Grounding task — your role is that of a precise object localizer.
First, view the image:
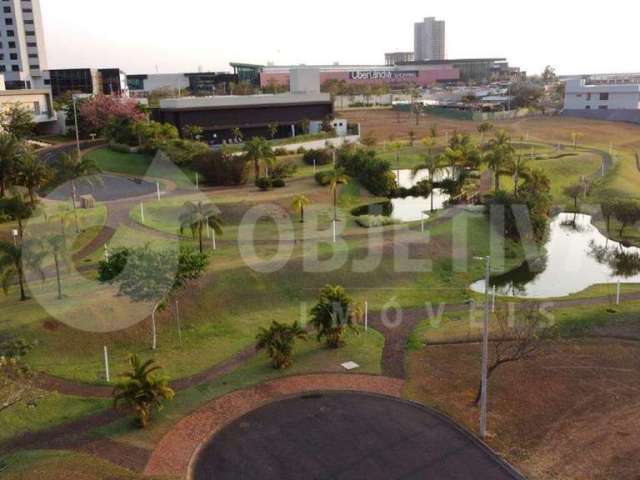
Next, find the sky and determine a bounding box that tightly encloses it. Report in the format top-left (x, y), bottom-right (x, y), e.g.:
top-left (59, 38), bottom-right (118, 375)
top-left (41, 0), bottom-right (639, 76)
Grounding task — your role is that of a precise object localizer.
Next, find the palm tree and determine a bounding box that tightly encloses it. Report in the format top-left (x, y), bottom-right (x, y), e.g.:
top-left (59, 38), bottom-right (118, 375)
top-left (231, 127), bottom-right (243, 143)
top-left (326, 168), bottom-right (349, 221)
top-left (0, 133), bottom-right (21, 198)
top-left (412, 152), bottom-right (447, 212)
top-left (53, 152), bottom-right (102, 213)
top-left (477, 122), bottom-right (494, 143)
top-left (310, 285), bottom-right (355, 348)
top-left (179, 201), bottom-right (223, 254)
top-left (245, 137), bottom-right (274, 179)
top-left (256, 321), bottom-right (307, 369)
top-left (43, 233), bottom-right (70, 300)
top-left (15, 150), bottom-right (52, 205)
top-left (510, 155), bottom-right (532, 198)
top-left (113, 355), bottom-right (175, 428)
top-left (291, 194), bottom-right (310, 223)
top-left (484, 130), bottom-right (515, 193)
top-left (5, 193), bottom-right (33, 239)
top-left (267, 123), bottom-right (279, 140)
top-left (0, 238), bottom-right (45, 301)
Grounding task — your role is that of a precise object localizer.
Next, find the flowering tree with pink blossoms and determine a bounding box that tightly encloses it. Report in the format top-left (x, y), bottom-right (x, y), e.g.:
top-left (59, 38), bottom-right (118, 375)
top-left (78, 95), bottom-right (145, 135)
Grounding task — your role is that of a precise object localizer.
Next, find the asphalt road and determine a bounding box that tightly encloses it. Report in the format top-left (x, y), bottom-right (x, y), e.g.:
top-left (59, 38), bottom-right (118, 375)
top-left (193, 392), bottom-right (524, 480)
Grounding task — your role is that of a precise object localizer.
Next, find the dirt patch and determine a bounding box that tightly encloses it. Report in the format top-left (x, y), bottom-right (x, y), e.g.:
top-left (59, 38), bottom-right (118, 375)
top-left (42, 319), bottom-right (61, 331)
top-left (405, 338), bottom-right (640, 480)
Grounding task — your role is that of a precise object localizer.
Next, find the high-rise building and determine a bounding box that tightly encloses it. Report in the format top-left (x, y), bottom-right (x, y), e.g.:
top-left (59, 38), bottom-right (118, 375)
top-left (414, 17), bottom-right (445, 61)
top-left (0, 0), bottom-right (48, 89)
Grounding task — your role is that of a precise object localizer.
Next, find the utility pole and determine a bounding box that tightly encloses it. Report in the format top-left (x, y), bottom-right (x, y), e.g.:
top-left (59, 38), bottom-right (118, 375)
top-left (73, 97), bottom-right (81, 158)
top-left (479, 256), bottom-right (491, 439)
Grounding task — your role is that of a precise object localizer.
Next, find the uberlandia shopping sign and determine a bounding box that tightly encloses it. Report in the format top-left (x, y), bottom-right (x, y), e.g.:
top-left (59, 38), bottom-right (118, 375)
top-left (349, 70), bottom-right (419, 82)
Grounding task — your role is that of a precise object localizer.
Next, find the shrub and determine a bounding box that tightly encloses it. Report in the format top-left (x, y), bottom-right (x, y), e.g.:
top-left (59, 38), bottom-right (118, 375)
top-left (269, 158), bottom-right (298, 179)
top-left (355, 215), bottom-right (398, 228)
top-left (272, 178), bottom-right (286, 188)
top-left (98, 248), bottom-right (131, 282)
top-left (274, 147), bottom-right (289, 156)
top-left (104, 117), bottom-right (138, 146)
top-left (133, 120), bottom-right (179, 154)
top-left (315, 171), bottom-right (331, 186)
top-left (163, 139), bottom-right (209, 166)
top-left (192, 149), bottom-right (249, 186)
top-left (337, 147), bottom-right (396, 197)
top-left (109, 142), bottom-right (138, 154)
top-left (302, 148), bottom-right (332, 166)
top-left (296, 146), bottom-right (307, 154)
top-left (255, 177), bottom-right (272, 191)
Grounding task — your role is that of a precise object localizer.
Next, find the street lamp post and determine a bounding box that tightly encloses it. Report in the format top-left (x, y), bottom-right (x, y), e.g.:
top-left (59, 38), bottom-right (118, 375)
top-left (11, 229), bottom-right (19, 247)
top-left (475, 255), bottom-right (491, 439)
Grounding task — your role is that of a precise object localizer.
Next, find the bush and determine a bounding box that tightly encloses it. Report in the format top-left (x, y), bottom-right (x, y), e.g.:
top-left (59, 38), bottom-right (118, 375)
top-left (274, 147), bottom-right (289, 156)
top-left (302, 149), bottom-right (332, 166)
top-left (133, 120), bottom-right (179, 154)
top-left (109, 142), bottom-right (138, 154)
top-left (98, 248), bottom-right (131, 282)
top-left (104, 117), bottom-right (138, 146)
top-left (355, 215), bottom-right (398, 228)
top-left (192, 149), bottom-right (249, 186)
top-left (272, 178), bottom-right (286, 188)
top-left (163, 139), bottom-right (209, 166)
top-left (337, 147), bottom-right (396, 197)
top-left (296, 146), bottom-right (307, 154)
top-left (255, 177), bottom-right (272, 191)
top-left (315, 171), bottom-right (331, 186)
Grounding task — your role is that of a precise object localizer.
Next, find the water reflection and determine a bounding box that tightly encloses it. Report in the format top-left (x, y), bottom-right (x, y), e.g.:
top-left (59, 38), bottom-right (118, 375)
top-left (470, 213), bottom-right (640, 298)
top-left (391, 169), bottom-right (451, 222)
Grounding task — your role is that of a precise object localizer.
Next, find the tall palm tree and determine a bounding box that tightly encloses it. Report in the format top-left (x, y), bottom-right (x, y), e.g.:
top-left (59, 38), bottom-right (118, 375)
top-left (477, 122), bottom-right (494, 143)
top-left (179, 201), bottom-right (223, 253)
top-left (484, 130), bottom-right (515, 193)
top-left (53, 152), bottom-right (102, 212)
top-left (43, 233), bottom-right (70, 300)
top-left (0, 133), bottom-right (22, 198)
top-left (15, 150), bottom-right (52, 205)
top-left (0, 238), bottom-right (45, 301)
top-left (245, 137), bottom-right (274, 179)
top-left (291, 194), bottom-right (310, 223)
top-left (412, 152), bottom-right (447, 212)
top-left (310, 284), bottom-right (354, 348)
top-left (113, 355), bottom-right (175, 428)
top-left (510, 155), bottom-right (532, 198)
top-left (5, 193), bottom-right (33, 239)
top-left (326, 168), bottom-right (349, 221)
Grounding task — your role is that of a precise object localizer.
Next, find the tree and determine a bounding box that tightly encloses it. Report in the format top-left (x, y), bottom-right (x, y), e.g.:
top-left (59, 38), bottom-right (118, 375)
top-left (601, 199), bottom-right (617, 232)
top-left (0, 104), bottom-right (35, 140)
top-left (231, 127), bottom-right (244, 143)
top-left (4, 193), bottom-right (33, 239)
top-left (98, 247), bottom-right (130, 282)
top-left (390, 141), bottom-right (403, 173)
top-left (612, 200), bottom-right (640, 237)
top-left (408, 130), bottom-right (416, 146)
top-left (182, 124), bottom-right (203, 140)
top-left (445, 133), bottom-right (482, 174)
top-left (43, 233), bottom-right (70, 300)
top-left (53, 152), bottom-right (102, 215)
top-left (133, 120), bottom-right (179, 153)
top-left (244, 137), bottom-right (274, 179)
top-left (78, 95), bottom-right (145, 135)
top-left (509, 155), bottom-right (532, 198)
top-left (267, 123), bottom-right (279, 140)
top-left (0, 239), bottom-right (45, 301)
top-left (429, 124), bottom-right (439, 141)
top-left (14, 150), bottom-right (52, 205)
top-left (291, 194), bottom-right (310, 223)
top-left (0, 338), bottom-right (39, 415)
top-left (179, 201), bottom-right (223, 254)
top-left (477, 122), bottom-right (494, 143)
top-left (256, 321), bottom-right (307, 369)
top-left (412, 152), bottom-right (447, 212)
top-left (310, 285), bottom-right (355, 348)
top-left (326, 168), bottom-right (349, 221)
top-left (484, 131), bottom-right (515, 193)
top-left (0, 133), bottom-right (22, 198)
top-left (113, 355), bottom-right (174, 428)
top-left (563, 183), bottom-right (583, 219)
top-left (542, 65), bottom-right (558, 84)
top-left (360, 132), bottom-right (377, 149)
top-left (474, 306), bottom-right (556, 405)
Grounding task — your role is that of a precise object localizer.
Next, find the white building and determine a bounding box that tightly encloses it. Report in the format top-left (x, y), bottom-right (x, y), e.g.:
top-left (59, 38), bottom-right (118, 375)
top-left (414, 17), bottom-right (445, 61)
top-left (0, 0), bottom-right (48, 89)
top-left (0, 73), bottom-right (58, 133)
top-left (562, 78), bottom-right (640, 124)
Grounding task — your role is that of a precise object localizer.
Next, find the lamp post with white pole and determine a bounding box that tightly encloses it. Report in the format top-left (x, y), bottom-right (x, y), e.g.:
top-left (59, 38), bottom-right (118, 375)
top-left (72, 97), bottom-right (81, 159)
top-left (475, 255), bottom-right (491, 439)
top-left (11, 229), bottom-right (19, 247)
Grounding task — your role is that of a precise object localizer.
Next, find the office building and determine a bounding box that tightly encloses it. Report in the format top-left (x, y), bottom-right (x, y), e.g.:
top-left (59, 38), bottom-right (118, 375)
top-left (396, 58), bottom-right (523, 84)
top-left (0, 0), bottom-right (48, 89)
top-left (47, 68), bottom-right (128, 98)
top-left (0, 73), bottom-right (57, 132)
top-left (385, 52), bottom-right (415, 66)
top-left (414, 17), bottom-right (445, 61)
top-left (127, 72), bottom-right (238, 97)
top-left (153, 93), bottom-right (333, 144)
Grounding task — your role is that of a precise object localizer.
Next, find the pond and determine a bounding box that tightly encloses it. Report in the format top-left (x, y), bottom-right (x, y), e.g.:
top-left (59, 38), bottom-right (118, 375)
top-left (470, 213), bottom-right (640, 298)
top-left (389, 168), bottom-right (451, 222)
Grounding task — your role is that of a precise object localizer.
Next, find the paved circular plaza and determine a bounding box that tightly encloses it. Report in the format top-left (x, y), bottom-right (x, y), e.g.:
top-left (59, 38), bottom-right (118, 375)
top-left (193, 391), bottom-right (523, 480)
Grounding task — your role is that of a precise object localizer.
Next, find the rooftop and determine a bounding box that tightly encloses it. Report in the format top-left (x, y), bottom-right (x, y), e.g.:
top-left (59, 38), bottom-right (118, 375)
top-left (159, 93), bottom-right (331, 110)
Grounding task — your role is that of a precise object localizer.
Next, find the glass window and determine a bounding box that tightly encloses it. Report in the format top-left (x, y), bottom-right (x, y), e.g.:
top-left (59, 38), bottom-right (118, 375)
top-left (600, 93), bottom-right (609, 101)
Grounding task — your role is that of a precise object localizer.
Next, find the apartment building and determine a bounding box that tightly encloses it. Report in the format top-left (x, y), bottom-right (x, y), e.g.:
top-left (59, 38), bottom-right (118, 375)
top-left (562, 78), bottom-right (640, 124)
top-left (0, 0), bottom-right (47, 89)
top-left (414, 17), bottom-right (445, 61)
